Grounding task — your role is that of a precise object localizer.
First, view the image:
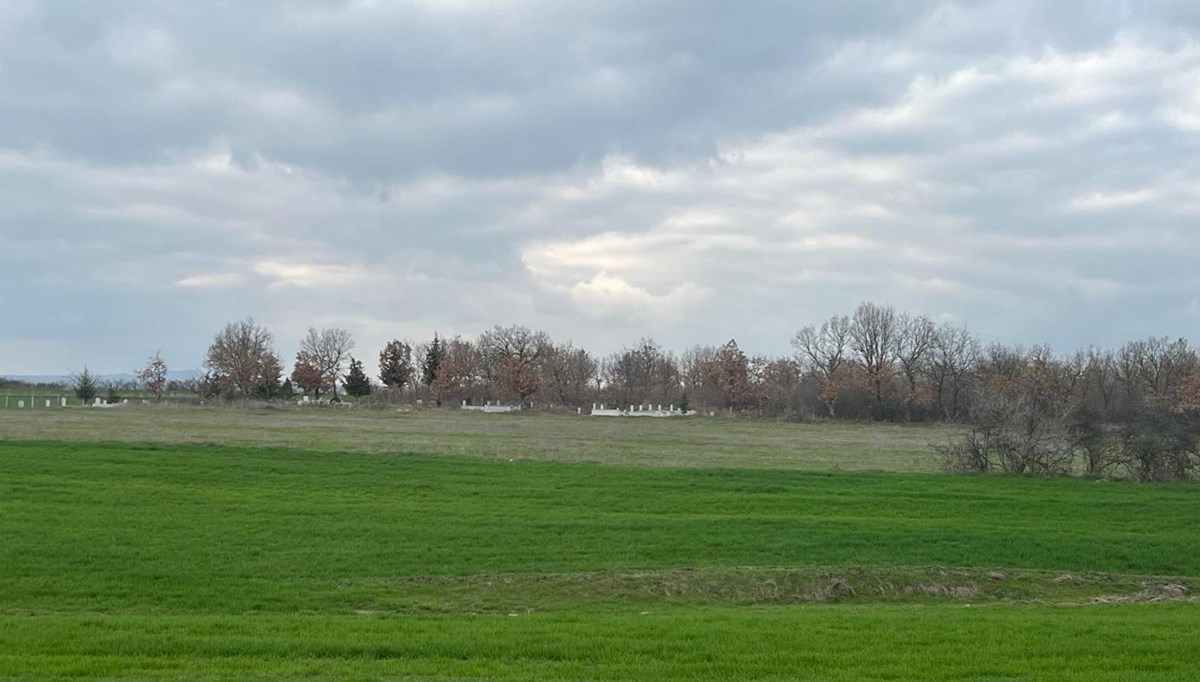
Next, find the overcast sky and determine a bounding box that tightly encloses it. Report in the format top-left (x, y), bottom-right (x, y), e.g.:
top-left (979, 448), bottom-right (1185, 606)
top-left (2, 0), bottom-right (1199, 376)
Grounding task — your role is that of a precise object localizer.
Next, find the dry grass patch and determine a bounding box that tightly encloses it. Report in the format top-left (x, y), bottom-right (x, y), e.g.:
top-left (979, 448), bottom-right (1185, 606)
top-left (0, 405), bottom-right (948, 471)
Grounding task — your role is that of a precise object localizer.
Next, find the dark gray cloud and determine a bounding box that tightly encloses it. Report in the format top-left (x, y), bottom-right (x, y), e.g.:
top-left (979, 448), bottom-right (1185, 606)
top-left (2, 0), bottom-right (1199, 374)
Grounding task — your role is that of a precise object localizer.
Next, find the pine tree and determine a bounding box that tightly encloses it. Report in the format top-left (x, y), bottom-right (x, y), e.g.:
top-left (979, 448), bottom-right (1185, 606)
top-left (422, 333), bottom-right (444, 387)
top-left (72, 366), bottom-right (98, 405)
top-left (378, 339), bottom-right (414, 390)
top-left (256, 352), bottom-right (284, 400)
top-left (345, 357), bottom-right (373, 398)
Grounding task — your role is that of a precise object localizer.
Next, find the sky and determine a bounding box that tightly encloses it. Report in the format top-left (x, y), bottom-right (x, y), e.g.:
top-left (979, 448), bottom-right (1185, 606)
top-left (2, 0), bottom-right (1199, 376)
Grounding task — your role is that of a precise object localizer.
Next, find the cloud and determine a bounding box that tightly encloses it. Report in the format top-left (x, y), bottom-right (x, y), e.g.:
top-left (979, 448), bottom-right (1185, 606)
top-left (2, 0), bottom-right (1200, 374)
top-left (1068, 189), bottom-right (1156, 211)
top-left (253, 261), bottom-right (366, 289)
top-left (553, 272), bottom-right (712, 320)
top-left (175, 272), bottom-right (245, 289)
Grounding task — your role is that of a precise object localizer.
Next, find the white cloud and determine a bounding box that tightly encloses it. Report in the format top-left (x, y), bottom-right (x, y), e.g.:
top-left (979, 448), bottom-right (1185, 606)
top-left (253, 261), bottom-right (366, 289)
top-left (175, 272), bottom-right (245, 289)
top-left (1068, 189), bottom-right (1156, 211)
top-left (3, 1), bottom-right (1200, 373)
top-left (557, 272), bottom-right (712, 320)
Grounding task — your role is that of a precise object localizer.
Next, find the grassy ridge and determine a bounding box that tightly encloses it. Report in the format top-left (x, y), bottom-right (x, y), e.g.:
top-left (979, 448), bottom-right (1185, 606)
top-left (3, 605), bottom-right (1198, 680)
top-left (2, 441), bottom-right (1197, 615)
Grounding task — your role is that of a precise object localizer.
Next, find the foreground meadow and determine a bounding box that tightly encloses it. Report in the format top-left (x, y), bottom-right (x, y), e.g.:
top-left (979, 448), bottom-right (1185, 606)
top-left (1, 412), bottom-right (1197, 680)
top-left (5, 606), bottom-right (1198, 681)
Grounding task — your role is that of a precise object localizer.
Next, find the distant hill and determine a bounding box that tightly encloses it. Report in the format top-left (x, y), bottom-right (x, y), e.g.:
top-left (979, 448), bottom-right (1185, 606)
top-left (0, 370), bottom-right (201, 386)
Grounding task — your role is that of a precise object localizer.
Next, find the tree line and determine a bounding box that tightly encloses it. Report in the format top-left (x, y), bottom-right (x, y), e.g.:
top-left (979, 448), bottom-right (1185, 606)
top-left (57, 302), bottom-right (1200, 480)
top-left (97, 304), bottom-right (1200, 422)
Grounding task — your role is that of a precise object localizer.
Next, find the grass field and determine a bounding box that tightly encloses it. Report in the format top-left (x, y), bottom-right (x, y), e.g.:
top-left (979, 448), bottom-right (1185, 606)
top-left (5, 606), bottom-right (1199, 681)
top-left (1, 412), bottom-right (1197, 679)
top-left (0, 405), bottom-right (946, 471)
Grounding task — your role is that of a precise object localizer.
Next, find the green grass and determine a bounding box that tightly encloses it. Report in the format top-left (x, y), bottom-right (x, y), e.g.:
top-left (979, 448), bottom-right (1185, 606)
top-left (0, 405), bottom-right (947, 471)
top-left (2, 441), bottom-right (1197, 614)
top-left (4, 605), bottom-right (1198, 681)
top-left (1, 436), bottom-right (1197, 679)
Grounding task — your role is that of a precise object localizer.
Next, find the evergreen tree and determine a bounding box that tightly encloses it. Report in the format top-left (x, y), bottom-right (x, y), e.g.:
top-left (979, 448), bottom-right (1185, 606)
top-left (255, 352), bottom-right (284, 400)
top-left (345, 357), bottom-right (373, 398)
top-left (72, 366), bottom-right (98, 405)
top-left (422, 333), bottom-right (444, 387)
top-left (378, 339), bottom-right (414, 390)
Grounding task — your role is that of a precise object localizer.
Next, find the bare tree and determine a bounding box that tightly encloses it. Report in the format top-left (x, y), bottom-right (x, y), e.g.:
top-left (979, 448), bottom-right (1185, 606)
top-left (680, 345), bottom-right (720, 410)
top-left (537, 343), bottom-right (597, 406)
top-left (477, 325), bottom-right (551, 402)
top-left (478, 325), bottom-right (549, 377)
top-left (603, 338), bottom-right (680, 407)
top-left (928, 322), bottom-right (978, 420)
top-left (205, 318), bottom-right (280, 398)
top-left (1023, 344), bottom-right (1076, 413)
top-left (1067, 407), bottom-right (1116, 478)
top-left (1082, 347), bottom-right (1120, 418)
top-left (1115, 341), bottom-right (1142, 409)
top-left (756, 357), bottom-right (803, 417)
top-left (936, 392), bottom-right (1076, 476)
top-left (297, 327), bottom-right (354, 397)
top-left (1062, 350), bottom-right (1090, 410)
top-left (1116, 408), bottom-right (1199, 482)
top-left (792, 315), bottom-right (851, 418)
top-left (1117, 337), bottom-right (1196, 410)
top-left (849, 302), bottom-right (900, 415)
top-left (896, 313), bottom-right (936, 420)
